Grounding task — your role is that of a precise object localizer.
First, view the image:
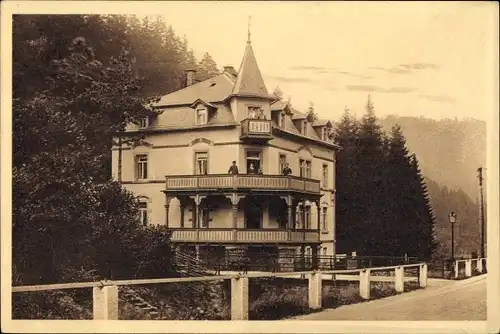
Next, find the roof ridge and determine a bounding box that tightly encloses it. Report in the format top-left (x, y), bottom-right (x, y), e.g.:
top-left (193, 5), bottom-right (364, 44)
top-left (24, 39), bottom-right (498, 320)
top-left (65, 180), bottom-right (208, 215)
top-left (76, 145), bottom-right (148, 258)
top-left (163, 73), bottom-right (226, 96)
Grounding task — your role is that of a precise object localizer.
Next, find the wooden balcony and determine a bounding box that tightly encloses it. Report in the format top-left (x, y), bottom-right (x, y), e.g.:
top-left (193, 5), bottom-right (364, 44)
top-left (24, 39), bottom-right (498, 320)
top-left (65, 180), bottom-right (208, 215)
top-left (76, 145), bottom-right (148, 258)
top-left (240, 118), bottom-right (273, 142)
top-left (169, 228), bottom-right (320, 244)
top-left (165, 174), bottom-right (321, 196)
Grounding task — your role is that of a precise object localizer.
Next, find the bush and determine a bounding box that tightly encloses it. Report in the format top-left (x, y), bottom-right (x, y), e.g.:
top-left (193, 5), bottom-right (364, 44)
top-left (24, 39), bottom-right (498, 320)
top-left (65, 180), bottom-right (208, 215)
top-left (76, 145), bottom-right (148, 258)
top-left (13, 290), bottom-right (92, 320)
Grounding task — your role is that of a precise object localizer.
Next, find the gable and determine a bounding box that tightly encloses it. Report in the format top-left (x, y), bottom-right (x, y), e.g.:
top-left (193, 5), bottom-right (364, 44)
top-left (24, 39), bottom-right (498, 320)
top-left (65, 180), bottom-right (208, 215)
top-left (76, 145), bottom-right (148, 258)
top-left (297, 145), bottom-right (314, 157)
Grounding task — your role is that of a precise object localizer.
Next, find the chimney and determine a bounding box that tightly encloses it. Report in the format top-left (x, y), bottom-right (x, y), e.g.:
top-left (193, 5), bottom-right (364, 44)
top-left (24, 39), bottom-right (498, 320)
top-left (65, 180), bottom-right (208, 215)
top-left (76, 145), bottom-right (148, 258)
top-left (223, 66), bottom-right (237, 77)
top-left (185, 69), bottom-right (196, 86)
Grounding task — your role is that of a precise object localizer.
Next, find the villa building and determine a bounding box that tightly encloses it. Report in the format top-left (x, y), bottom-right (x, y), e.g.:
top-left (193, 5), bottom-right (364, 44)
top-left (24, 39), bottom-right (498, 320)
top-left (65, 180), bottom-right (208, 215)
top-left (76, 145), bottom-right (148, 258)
top-left (112, 35), bottom-right (340, 268)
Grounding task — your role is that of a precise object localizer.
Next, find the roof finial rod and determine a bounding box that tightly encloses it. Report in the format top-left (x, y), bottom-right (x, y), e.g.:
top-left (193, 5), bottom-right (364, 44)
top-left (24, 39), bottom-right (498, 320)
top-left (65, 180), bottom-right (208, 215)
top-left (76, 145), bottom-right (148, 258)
top-left (247, 16), bottom-right (252, 43)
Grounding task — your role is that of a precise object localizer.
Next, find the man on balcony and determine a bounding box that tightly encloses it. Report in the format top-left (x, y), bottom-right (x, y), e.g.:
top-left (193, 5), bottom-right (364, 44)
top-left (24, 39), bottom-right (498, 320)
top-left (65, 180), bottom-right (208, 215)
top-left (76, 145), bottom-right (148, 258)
top-left (228, 161), bottom-right (239, 174)
top-left (257, 108), bottom-right (267, 120)
top-left (282, 163), bottom-right (292, 176)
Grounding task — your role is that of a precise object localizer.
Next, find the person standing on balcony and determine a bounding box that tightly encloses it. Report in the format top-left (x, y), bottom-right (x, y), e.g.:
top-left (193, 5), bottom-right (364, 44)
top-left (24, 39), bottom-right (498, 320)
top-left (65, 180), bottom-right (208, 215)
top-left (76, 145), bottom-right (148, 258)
top-left (282, 163), bottom-right (292, 176)
top-left (248, 163), bottom-right (256, 174)
top-left (257, 108), bottom-right (266, 120)
top-left (228, 161), bottom-right (239, 174)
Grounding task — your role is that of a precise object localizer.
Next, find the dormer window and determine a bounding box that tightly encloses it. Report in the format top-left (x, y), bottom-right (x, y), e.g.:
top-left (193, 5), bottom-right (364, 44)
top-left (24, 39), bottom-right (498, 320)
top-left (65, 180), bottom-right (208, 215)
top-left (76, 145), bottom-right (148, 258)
top-left (322, 127), bottom-right (330, 141)
top-left (280, 112), bottom-right (286, 128)
top-left (302, 121), bottom-right (307, 135)
top-left (139, 117), bottom-right (149, 128)
top-left (196, 107), bottom-right (208, 125)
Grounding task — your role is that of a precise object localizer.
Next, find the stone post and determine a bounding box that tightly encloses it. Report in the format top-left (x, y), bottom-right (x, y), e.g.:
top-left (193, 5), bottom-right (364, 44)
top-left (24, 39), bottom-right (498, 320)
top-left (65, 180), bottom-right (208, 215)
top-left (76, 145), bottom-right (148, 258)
top-left (180, 200), bottom-right (185, 229)
top-left (93, 285), bottom-right (118, 320)
top-left (231, 276), bottom-right (249, 320)
top-left (308, 271), bottom-right (322, 309)
top-left (287, 205), bottom-right (293, 229)
top-left (312, 245), bottom-right (320, 270)
top-left (359, 269), bottom-right (370, 299)
top-left (454, 261), bottom-right (459, 278)
top-left (465, 259), bottom-right (472, 277)
top-left (477, 258), bottom-right (483, 273)
top-left (164, 196), bottom-right (172, 228)
top-left (395, 266), bottom-right (404, 293)
top-left (419, 264), bottom-right (428, 288)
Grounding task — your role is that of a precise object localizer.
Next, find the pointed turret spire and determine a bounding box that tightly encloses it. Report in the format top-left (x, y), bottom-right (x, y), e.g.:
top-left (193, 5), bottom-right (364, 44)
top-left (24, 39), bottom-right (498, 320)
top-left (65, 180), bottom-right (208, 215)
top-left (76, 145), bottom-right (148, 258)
top-left (232, 20), bottom-right (271, 98)
top-left (247, 16), bottom-right (252, 43)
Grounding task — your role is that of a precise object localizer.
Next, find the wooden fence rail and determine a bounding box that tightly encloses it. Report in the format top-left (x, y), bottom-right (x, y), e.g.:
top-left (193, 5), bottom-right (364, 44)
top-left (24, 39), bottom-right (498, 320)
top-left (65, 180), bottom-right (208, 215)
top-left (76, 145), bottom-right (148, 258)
top-left (12, 263), bottom-right (429, 320)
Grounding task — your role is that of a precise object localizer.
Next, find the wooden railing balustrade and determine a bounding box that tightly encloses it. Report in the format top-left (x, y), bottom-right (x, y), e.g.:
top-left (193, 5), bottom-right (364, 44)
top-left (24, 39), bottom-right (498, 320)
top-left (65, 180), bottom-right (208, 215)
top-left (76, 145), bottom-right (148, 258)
top-left (169, 228), bottom-right (320, 243)
top-left (165, 174), bottom-right (321, 194)
top-left (240, 118), bottom-right (272, 140)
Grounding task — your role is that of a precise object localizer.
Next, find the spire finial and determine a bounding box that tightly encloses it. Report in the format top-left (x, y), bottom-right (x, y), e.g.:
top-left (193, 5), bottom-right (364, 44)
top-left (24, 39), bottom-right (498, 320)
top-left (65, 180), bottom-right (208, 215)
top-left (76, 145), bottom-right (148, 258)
top-left (247, 16), bottom-right (252, 43)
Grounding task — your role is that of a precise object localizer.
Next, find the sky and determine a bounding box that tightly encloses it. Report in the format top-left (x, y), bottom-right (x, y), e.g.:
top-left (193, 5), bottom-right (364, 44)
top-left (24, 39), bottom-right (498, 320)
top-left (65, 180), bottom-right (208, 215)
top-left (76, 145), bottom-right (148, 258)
top-left (154, 1), bottom-right (497, 122)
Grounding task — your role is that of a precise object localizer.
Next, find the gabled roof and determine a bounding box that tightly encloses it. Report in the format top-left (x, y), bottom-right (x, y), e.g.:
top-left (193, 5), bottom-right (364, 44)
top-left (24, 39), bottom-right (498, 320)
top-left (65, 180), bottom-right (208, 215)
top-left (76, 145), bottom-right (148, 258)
top-left (155, 73), bottom-right (236, 107)
top-left (189, 99), bottom-right (217, 109)
top-left (312, 119), bottom-right (332, 127)
top-left (292, 110), bottom-right (307, 120)
top-left (271, 99), bottom-right (286, 111)
top-left (271, 100), bottom-right (293, 114)
top-left (232, 41), bottom-right (271, 98)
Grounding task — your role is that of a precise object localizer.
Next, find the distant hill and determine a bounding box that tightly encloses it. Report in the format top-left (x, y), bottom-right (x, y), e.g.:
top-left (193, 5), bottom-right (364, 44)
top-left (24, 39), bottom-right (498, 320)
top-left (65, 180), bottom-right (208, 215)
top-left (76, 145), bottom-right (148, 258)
top-left (378, 115), bottom-right (486, 201)
top-left (377, 116), bottom-right (486, 257)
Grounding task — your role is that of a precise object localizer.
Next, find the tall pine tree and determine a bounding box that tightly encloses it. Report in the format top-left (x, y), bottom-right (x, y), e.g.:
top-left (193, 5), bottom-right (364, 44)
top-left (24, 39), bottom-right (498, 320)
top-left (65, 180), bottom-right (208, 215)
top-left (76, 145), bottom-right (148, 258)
top-left (357, 96), bottom-right (387, 255)
top-left (333, 96), bottom-right (437, 258)
top-left (334, 108), bottom-right (362, 253)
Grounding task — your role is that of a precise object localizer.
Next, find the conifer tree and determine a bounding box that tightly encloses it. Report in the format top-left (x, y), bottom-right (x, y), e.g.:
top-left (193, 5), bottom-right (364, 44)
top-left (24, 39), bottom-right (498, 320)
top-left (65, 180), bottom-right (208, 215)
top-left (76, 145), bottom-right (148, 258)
top-left (197, 52), bottom-right (219, 81)
top-left (334, 108), bottom-right (362, 253)
top-left (385, 124), bottom-right (415, 256)
top-left (333, 96), bottom-right (437, 258)
top-left (408, 155), bottom-right (437, 259)
top-left (357, 96), bottom-right (387, 255)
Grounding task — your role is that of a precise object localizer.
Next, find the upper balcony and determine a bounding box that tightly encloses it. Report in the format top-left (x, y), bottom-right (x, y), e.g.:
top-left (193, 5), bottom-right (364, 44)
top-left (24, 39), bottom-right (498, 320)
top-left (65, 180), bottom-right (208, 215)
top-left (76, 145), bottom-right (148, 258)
top-left (165, 174), bottom-right (321, 197)
top-left (240, 118), bottom-right (273, 142)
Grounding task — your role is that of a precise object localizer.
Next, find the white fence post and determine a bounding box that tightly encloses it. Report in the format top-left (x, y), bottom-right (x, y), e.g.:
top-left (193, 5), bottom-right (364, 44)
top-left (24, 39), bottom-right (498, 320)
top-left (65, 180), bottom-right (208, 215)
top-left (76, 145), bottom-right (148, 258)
top-left (465, 260), bottom-right (472, 277)
top-left (308, 271), bottom-right (322, 309)
top-left (93, 285), bottom-right (118, 320)
top-left (454, 261), bottom-right (459, 278)
top-left (419, 264), bottom-right (428, 288)
top-left (394, 266), bottom-right (404, 293)
top-left (231, 276), bottom-right (249, 320)
top-left (359, 269), bottom-right (370, 299)
top-left (477, 258), bottom-right (483, 273)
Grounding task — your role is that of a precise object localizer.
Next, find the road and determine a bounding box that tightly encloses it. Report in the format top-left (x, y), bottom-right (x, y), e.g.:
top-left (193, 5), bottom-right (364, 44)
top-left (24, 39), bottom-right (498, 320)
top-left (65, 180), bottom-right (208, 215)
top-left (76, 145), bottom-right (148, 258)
top-left (293, 275), bottom-right (487, 321)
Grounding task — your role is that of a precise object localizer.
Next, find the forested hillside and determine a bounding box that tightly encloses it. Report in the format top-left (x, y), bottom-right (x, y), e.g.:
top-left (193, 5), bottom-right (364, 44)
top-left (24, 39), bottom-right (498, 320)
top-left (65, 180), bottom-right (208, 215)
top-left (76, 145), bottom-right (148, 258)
top-left (425, 177), bottom-right (481, 258)
top-left (378, 115), bottom-right (486, 200)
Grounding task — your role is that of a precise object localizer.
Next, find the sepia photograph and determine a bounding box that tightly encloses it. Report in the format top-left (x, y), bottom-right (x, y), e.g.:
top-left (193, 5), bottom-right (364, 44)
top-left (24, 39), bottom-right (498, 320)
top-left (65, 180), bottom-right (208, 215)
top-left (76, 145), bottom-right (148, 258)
top-left (1, 1), bottom-right (499, 333)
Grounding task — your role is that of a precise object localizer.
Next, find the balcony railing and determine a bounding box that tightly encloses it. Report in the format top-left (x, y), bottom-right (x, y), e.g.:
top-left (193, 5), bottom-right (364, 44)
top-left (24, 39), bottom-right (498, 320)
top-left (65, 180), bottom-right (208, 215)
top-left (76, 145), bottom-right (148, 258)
top-left (165, 174), bottom-right (321, 195)
top-left (169, 228), bottom-right (320, 243)
top-left (240, 118), bottom-right (272, 140)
